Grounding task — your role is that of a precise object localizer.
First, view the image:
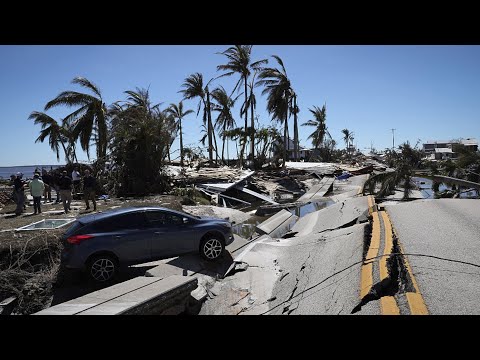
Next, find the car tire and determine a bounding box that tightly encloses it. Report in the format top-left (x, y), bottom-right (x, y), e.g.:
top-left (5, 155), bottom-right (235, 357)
top-left (87, 254), bottom-right (118, 283)
top-left (200, 236), bottom-right (225, 261)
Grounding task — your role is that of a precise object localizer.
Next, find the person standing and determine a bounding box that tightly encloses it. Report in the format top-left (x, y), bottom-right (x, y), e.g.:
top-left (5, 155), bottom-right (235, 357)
top-left (41, 169), bottom-right (52, 203)
top-left (9, 174), bottom-right (18, 204)
top-left (83, 169), bottom-right (97, 211)
top-left (13, 172), bottom-right (25, 216)
top-left (29, 173), bottom-right (45, 215)
top-left (52, 170), bottom-right (61, 203)
top-left (71, 167), bottom-right (81, 194)
top-left (58, 170), bottom-right (73, 213)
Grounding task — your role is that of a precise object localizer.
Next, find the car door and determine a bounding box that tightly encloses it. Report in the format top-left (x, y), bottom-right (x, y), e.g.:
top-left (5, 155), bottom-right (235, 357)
top-left (93, 211), bottom-right (152, 264)
top-left (145, 210), bottom-right (197, 259)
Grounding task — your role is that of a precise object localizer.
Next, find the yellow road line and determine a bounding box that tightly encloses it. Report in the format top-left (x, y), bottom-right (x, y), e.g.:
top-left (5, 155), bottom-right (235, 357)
top-left (379, 211), bottom-right (400, 315)
top-left (366, 212), bottom-right (381, 261)
top-left (389, 213), bottom-right (429, 315)
top-left (360, 263), bottom-right (373, 299)
top-left (367, 195), bottom-right (376, 214)
top-left (360, 211), bottom-right (381, 298)
top-left (380, 211), bottom-right (393, 281)
top-left (405, 293), bottom-right (428, 315)
top-left (380, 296), bottom-right (400, 315)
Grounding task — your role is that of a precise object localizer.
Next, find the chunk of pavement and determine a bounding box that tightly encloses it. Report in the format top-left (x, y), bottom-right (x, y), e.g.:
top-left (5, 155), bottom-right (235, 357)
top-left (190, 285), bottom-right (208, 302)
top-left (291, 196), bottom-right (368, 236)
top-left (234, 261), bottom-right (249, 272)
top-left (208, 281), bottom-right (223, 297)
top-left (256, 209), bottom-right (298, 237)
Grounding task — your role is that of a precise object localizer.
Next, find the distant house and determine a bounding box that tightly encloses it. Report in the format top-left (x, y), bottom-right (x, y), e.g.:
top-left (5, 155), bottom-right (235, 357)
top-left (272, 137), bottom-right (313, 160)
top-left (423, 138), bottom-right (478, 160)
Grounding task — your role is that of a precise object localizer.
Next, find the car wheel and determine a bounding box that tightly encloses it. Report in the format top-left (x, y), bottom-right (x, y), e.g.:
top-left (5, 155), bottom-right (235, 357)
top-left (200, 236), bottom-right (225, 261)
top-left (87, 254), bottom-right (118, 283)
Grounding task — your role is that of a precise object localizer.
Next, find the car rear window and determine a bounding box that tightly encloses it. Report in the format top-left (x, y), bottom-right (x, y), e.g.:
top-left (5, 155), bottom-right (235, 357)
top-left (64, 221), bottom-right (85, 237)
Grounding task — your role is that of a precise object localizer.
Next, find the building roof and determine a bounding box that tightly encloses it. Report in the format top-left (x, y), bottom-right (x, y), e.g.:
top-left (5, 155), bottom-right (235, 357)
top-left (460, 138), bottom-right (478, 146)
top-left (424, 138), bottom-right (478, 146)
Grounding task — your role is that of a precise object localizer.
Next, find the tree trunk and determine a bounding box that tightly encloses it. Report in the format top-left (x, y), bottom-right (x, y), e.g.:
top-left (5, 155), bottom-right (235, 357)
top-left (293, 94), bottom-right (299, 162)
top-left (206, 89), bottom-right (213, 166)
top-left (283, 92), bottom-right (289, 169)
top-left (250, 91), bottom-right (255, 162)
top-left (243, 78), bottom-right (248, 166)
top-left (212, 128), bottom-right (220, 164)
top-left (179, 119), bottom-right (184, 167)
top-left (222, 123), bottom-right (226, 165)
top-left (60, 139), bottom-right (70, 164)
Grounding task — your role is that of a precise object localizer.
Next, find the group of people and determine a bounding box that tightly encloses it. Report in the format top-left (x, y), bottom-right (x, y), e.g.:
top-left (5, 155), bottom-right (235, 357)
top-left (10, 167), bottom-right (97, 216)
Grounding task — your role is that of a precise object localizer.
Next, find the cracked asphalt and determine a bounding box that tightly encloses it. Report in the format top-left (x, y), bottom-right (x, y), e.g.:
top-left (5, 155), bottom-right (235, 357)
top-left (199, 176), bottom-right (374, 315)
top-left (386, 199), bottom-right (480, 315)
top-left (204, 192), bottom-right (370, 315)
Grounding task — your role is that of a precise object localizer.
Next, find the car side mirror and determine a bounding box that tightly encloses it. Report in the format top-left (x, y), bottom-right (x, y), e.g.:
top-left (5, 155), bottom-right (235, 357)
top-left (183, 217), bottom-right (189, 224)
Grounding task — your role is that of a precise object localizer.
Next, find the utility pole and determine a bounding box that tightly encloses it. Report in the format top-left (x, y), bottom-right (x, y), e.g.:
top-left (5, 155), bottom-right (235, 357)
top-left (390, 128), bottom-right (396, 150)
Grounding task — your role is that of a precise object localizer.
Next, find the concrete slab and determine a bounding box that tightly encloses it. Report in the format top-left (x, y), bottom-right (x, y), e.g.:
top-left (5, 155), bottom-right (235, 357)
top-left (36, 277), bottom-right (161, 315)
top-left (255, 209), bottom-right (298, 237)
top-left (79, 275), bottom-right (197, 315)
top-left (298, 177), bottom-right (334, 202)
top-left (267, 224), bottom-right (368, 315)
top-left (291, 196), bottom-right (369, 237)
top-left (329, 189), bottom-right (361, 203)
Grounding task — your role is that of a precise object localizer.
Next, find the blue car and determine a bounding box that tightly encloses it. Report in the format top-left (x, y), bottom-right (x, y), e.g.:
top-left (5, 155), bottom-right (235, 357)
top-left (61, 207), bottom-right (234, 282)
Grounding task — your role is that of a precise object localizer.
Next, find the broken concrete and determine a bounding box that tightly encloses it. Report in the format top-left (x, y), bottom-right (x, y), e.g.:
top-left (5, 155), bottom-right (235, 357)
top-left (266, 223), bottom-right (368, 315)
top-left (290, 196), bottom-right (369, 237)
top-left (255, 209), bottom-right (298, 238)
top-left (182, 205), bottom-right (252, 224)
top-left (35, 276), bottom-right (198, 315)
top-left (200, 239), bottom-right (284, 315)
top-left (297, 177), bottom-right (334, 202)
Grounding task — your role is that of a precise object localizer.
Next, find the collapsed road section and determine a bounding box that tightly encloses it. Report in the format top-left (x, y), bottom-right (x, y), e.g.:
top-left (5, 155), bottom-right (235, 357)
top-left (199, 187), bottom-right (373, 315)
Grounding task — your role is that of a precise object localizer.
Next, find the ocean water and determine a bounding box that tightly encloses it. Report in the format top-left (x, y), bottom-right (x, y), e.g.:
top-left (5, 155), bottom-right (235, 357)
top-left (0, 165), bottom-right (63, 180)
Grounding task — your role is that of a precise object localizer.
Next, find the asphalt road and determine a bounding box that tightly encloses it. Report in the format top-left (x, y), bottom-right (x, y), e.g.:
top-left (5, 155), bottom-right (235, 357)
top-left (386, 199), bottom-right (480, 315)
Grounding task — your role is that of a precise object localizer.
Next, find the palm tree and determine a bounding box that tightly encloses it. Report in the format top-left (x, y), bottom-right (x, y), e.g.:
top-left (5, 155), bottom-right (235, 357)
top-left (342, 128), bottom-right (354, 155)
top-left (180, 73), bottom-right (215, 166)
top-left (302, 105), bottom-right (330, 155)
top-left (363, 143), bottom-right (419, 200)
top-left (258, 55), bottom-right (292, 168)
top-left (44, 77), bottom-right (108, 162)
top-left (28, 111), bottom-right (76, 163)
top-left (167, 101), bottom-right (194, 167)
top-left (217, 45), bottom-right (267, 166)
top-left (240, 69), bottom-right (263, 162)
top-left (211, 86), bottom-right (239, 164)
top-left (290, 90), bottom-right (300, 161)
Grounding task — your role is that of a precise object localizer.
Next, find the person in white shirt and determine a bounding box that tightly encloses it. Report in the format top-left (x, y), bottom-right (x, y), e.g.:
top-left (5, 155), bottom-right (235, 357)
top-left (71, 167), bottom-right (81, 194)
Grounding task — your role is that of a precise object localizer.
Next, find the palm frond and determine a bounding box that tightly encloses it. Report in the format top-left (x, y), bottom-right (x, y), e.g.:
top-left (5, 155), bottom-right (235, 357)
top-left (44, 91), bottom-right (96, 110)
top-left (72, 76), bottom-right (102, 98)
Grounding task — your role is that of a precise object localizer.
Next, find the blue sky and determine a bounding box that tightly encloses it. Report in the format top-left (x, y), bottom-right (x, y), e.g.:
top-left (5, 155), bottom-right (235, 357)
top-left (1, 45), bottom-right (479, 166)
